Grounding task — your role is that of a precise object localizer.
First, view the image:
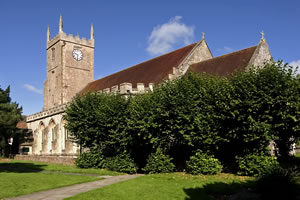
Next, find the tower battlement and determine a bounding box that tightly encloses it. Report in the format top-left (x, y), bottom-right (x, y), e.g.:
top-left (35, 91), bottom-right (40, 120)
top-left (46, 15), bottom-right (94, 49)
top-left (99, 82), bottom-right (154, 94)
top-left (47, 32), bottom-right (94, 49)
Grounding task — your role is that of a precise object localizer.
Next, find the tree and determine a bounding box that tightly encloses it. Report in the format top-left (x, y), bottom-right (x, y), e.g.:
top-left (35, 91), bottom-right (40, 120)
top-left (127, 73), bottom-right (231, 167)
top-left (65, 92), bottom-right (129, 156)
top-left (253, 62), bottom-right (300, 159)
top-left (218, 61), bottom-right (300, 161)
top-left (0, 86), bottom-right (22, 156)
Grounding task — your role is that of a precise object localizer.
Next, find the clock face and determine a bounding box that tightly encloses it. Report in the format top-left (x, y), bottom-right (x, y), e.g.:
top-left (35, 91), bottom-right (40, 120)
top-left (72, 49), bottom-right (83, 61)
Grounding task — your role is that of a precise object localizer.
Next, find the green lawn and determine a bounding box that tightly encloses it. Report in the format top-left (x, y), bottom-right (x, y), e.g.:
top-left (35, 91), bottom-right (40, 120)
top-left (0, 159), bottom-right (121, 175)
top-left (67, 173), bottom-right (254, 200)
top-left (0, 172), bottom-right (102, 199)
top-left (0, 159), bottom-right (120, 199)
top-left (1, 159), bottom-right (299, 200)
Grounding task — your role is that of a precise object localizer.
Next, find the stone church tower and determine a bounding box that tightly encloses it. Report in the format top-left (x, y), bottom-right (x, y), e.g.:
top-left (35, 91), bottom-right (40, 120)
top-left (22, 16), bottom-right (95, 161)
top-left (43, 15), bottom-right (94, 110)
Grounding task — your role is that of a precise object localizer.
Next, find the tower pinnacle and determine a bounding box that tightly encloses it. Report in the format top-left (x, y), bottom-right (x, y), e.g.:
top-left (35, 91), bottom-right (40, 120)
top-left (202, 32), bottom-right (205, 40)
top-left (90, 24), bottom-right (94, 41)
top-left (47, 25), bottom-right (50, 41)
top-left (260, 31), bottom-right (265, 41)
top-left (59, 15), bottom-right (63, 33)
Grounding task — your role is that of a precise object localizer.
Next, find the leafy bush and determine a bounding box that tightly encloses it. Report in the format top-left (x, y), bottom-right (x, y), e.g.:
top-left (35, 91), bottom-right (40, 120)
top-left (104, 153), bottom-right (137, 174)
top-left (143, 148), bottom-right (175, 174)
top-left (75, 153), bottom-right (104, 169)
top-left (186, 151), bottom-right (222, 175)
top-left (236, 154), bottom-right (279, 176)
top-left (256, 166), bottom-right (299, 200)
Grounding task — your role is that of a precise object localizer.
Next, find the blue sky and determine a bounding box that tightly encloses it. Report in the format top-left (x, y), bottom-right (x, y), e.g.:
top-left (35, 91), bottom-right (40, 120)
top-left (0, 0), bottom-right (299, 115)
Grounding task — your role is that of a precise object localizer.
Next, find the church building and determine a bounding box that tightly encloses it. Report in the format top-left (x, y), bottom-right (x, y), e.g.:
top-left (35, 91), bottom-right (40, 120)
top-left (18, 16), bottom-right (272, 164)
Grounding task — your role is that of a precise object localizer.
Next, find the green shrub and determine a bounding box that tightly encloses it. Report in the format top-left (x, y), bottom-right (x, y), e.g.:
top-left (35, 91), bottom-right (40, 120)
top-left (236, 154), bottom-right (279, 176)
top-left (186, 151), bottom-right (222, 175)
top-left (104, 153), bottom-right (137, 174)
top-left (142, 148), bottom-right (175, 174)
top-left (75, 153), bottom-right (104, 169)
top-left (256, 166), bottom-right (298, 200)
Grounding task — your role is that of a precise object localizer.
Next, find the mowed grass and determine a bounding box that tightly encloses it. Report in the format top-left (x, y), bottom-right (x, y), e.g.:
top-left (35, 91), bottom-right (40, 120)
top-left (67, 173), bottom-right (254, 200)
top-left (0, 172), bottom-right (102, 199)
top-left (0, 159), bottom-right (121, 175)
top-left (0, 159), bottom-right (119, 199)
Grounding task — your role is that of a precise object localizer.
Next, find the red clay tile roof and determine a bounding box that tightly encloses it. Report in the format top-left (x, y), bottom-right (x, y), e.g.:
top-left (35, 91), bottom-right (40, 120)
top-left (189, 46), bottom-right (257, 76)
top-left (16, 120), bottom-right (28, 129)
top-left (81, 42), bottom-right (198, 93)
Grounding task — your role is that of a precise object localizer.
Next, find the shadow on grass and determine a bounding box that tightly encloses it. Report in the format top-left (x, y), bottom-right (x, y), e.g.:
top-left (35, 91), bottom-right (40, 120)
top-left (0, 162), bottom-right (47, 173)
top-left (184, 180), bottom-right (256, 200)
top-left (279, 155), bottom-right (300, 172)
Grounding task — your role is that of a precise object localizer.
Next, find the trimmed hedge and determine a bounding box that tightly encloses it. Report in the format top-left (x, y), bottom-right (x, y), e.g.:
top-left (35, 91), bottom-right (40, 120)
top-left (143, 148), bottom-right (175, 174)
top-left (236, 154), bottom-right (279, 176)
top-left (186, 151), bottom-right (222, 175)
top-left (75, 153), bottom-right (104, 169)
top-left (104, 153), bottom-right (137, 174)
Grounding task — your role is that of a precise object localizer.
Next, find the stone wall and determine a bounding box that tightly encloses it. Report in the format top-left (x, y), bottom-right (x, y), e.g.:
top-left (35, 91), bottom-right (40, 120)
top-left (248, 38), bottom-right (272, 68)
top-left (174, 39), bottom-right (213, 78)
top-left (27, 110), bottom-right (79, 156)
top-left (15, 155), bottom-right (75, 165)
top-left (296, 146), bottom-right (300, 154)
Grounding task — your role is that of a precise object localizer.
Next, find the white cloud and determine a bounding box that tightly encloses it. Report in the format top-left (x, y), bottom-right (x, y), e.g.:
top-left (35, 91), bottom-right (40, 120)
top-left (24, 84), bottom-right (42, 94)
top-left (289, 59), bottom-right (300, 74)
top-left (146, 16), bottom-right (194, 56)
top-left (217, 46), bottom-right (233, 52)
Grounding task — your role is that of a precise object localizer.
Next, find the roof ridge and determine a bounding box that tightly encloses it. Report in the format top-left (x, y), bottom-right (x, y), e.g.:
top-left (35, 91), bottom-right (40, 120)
top-left (91, 42), bottom-right (198, 83)
top-left (199, 45), bottom-right (257, 63)
top-left (189, 45), bottom-right (258, 77)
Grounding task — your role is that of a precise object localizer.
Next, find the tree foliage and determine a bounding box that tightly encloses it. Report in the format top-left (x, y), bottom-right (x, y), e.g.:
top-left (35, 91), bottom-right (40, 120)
top-left (0, 86), bottom-right (22, 156)
top-left (66, 61), bottom-right (300, 172)
top-left (221, 62), bottom-right (300, 160)
top-left (65, 93), bottom-right (129, 156)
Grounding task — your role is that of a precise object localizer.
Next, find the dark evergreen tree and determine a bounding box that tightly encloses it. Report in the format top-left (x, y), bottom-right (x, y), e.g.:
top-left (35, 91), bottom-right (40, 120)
top-left (0, 86), bottom-right (22, 156)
